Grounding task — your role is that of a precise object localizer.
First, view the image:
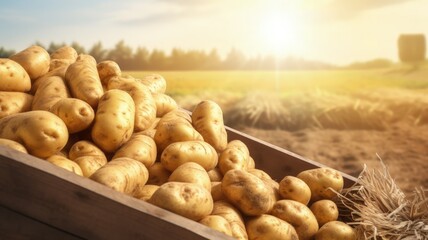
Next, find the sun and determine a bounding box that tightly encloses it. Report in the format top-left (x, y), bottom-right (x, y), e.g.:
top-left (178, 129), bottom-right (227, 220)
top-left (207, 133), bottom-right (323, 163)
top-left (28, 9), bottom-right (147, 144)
top-left (258, 11), bottom-right (299, 56)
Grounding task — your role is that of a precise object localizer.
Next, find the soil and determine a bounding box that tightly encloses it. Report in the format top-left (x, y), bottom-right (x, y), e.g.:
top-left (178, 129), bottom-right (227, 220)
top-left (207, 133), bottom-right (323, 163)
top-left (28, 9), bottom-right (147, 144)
top-left (237, 121), bottom-right (428, 195)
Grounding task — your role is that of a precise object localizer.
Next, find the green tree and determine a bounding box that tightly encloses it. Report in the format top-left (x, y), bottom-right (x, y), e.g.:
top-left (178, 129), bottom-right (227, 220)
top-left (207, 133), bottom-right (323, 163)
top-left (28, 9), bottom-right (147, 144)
top-left (107, 40), bottom-right (133, 70)
top-left (0, 47), bottom-right (16, 58)
top-left (71, 41), bottom-right (86, 54)
top-left (132, 47), bottom-right (150, 70)
top-left (47, 42), bottom-right (66, 54)
top-left (89, 41), bottom-right (107, 62)
top-left (148, 49), bottom-right (167, 70)
top-left (223, 48), bottom-right (246, 70)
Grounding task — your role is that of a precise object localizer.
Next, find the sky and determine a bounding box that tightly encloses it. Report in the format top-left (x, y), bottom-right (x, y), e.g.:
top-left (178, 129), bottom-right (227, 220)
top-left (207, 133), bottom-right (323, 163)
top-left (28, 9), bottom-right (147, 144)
top-left (0, 0), bottom-right (427, 65)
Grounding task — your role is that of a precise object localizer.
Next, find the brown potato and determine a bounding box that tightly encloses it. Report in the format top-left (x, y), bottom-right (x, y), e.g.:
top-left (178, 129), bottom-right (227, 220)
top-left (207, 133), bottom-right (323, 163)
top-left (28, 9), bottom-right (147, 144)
top-left (0, 58), bottom-right (31, 92)
top-left (208, 168), bottom-right (223, 182)
top-left (47, 155), bottom-right (83, 176)
top-left (69, 140), bottom-right (107, 161)
top-left (211, 181), bottom-right (225, 201)
top-left (147, 162), bottom-right (171, 185)
top-left (154, 120), bottom-right (203, 153)
top-left (271, 199), bottom-right (319, 240)
top-left (112, 134), bottom-right (157, 168)
top-left (211, 201), bottom-right (248, 240)
top-left (152, 93), bottom-right (178, 117)
top-left (315, 221), bottom-right (356, 240)
top-left (0, 138), bottom-right (28, 153)
top-left (148, 182), bottom-right (213, 221)
top-left (297, 167), bottom-right (344, 202)
top-left (218, 140), bottom-right (250, 175)
top-left (168, 162), bottom-right (211, 192)
top-left (0, 110), bottom-right (69, 158)
top-left (279, 175), bottom-right (312, 205)
top-left (31, 66), bottom-right (68, 94)
top-left (222, 169), bottom-right (275, 216)
top-left (199, 215), bottom-right (232, 237)
top-left (137, 74), bottom-right (166, 94)
top-left (246, 214), bottom-right (298, 240)
top-left (310, 200), bottom-right (339, 227)
top-left (50, 46), bottom-right (78, 61)
top-left (97, 60), bottom-right (121, 86)
top-left (73, 155), bottom-right (107, 177)
top-left (192, 100), bottom-right (228, 152)
top-left (10, 45), bottom-right (50, 80)
top-left (0, 92), bottom-right (33, 119)
top-left (133, 184), bottom-right (159, 201)
top-left (49, 59), bottom-right (74, 71)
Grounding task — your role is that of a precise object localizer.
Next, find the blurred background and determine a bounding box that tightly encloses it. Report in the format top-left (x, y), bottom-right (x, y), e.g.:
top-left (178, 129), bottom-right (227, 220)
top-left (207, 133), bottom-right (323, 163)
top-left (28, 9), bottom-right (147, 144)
top-left (1, 0), bottom-right (427, 193)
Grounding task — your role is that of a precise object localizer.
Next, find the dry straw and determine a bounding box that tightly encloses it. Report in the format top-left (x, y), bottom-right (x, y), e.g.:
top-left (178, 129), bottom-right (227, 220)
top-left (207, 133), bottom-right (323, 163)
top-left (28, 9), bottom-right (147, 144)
top-left (336, 156), bottom-right (428, 240)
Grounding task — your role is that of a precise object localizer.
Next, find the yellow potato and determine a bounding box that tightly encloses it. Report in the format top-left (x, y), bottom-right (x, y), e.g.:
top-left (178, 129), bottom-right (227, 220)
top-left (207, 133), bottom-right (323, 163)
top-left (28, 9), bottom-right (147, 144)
top-left (31, 66), bottom-right (68, 94)
top-left (248, 169), bottom-right (280, 202)
top-left (279, 175), bottom-right (312, 205)
top-left (222, 169), bottom-right (275, 216)
top-left (0, 138), bottom-right (28, 153)
top-left (211, 201), bottom-right (248, 240)
top-left (246, 214), bottom-right (298, 240)
top-left (47, 155), bottom-right (83, 176)
top-left (199, 215), bottom-right (232, 237)
top-left (161, 140), bottom-right (218, 172)
top-left (90, 157), bottom-right (149, 195)
top-left (168, 162), bottom-right (211, 192)
top-left (97, 60), bottom-right (121, 86)
top-left (0, 92), bottom-right (33, 119)
top-left (133, 184), bottom-right (159, 201)
top-left (211, 181), bottom-right (225, 201)
top-left (192, 100), bottom-right (228, 152)
top-left (154, 119), bottom-right (203, 153)
top-left (208, 168), bottom-right (223, 182)
top-left (112, 134), bottom-right (157, 168)
top-left (49, 59), bottom-right (74, 71)
top-left (218, 140), bottom-right (250, 175)
top-left (91, 89), bottom-right (135, 153)
top-left (137, 73), bottom-right (166, 94)
top-left (50, 46), bottom-right (78, 61)
top-left (69, 140), bottom-right (107, 161)
top-left (247, 156), bottom-right (255, 169)
top-left (0, 110), bottom-right (68, 158)
top-left (148, 182), bottom-right (213, 221)
top-left (147, 162), bottom-right (171, 185)
top-left (271, 199), bottom-right (319, 240)
top-left (0, 58), bottom-right (31, 92)
top-left (152, 92), bottom-right (178, 117)
top-left (310, 200), bottom-right (339, 227)
top-left (315, 221), bottom-right (356, 240)
top-left (73, 155), bottom-right (107, 177)
top-left (10, 45), bottom-right (50, 80)
top-left (297, 167), bottom-right (344, 202)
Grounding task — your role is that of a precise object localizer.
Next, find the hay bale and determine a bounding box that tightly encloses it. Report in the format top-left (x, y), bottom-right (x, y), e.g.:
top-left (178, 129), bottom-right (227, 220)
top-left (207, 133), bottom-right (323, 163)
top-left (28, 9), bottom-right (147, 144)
top-left (398, 34), bottom-right (426, 63)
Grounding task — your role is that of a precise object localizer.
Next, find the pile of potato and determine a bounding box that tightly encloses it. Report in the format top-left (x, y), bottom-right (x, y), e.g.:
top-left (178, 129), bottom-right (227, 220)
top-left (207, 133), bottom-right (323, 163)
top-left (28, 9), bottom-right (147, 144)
top-left (0, 45), bottom-right (356, 240)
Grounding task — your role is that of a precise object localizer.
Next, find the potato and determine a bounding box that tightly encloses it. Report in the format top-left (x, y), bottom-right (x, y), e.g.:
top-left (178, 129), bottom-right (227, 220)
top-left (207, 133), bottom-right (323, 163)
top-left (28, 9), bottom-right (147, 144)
top-left (32, 76), bottom-right (95, 133)
top-left (222, 169), bottom-right (275, 216)
top-left (65, 54), bottom-right (103, 108)
top-left (137, 73), bottom-right (166, 94)
top-left (211, 201), bottom-right (248, 240)
top-left (271, 199), bottom-right (319, 240)
top-left (0, 138), bottom-right (28, 153)
top-left (10, 45), bottom-right (50, 80)
top-left (107, 76), bottom-right (156, 131)
top-left (310, 200), bottom-right (339, 227)
top-left (112, 134), bottom-right (156, 168)
top-left (0, 58), bottom-right (31, 92)
top-left (49, 59), bottom-right (74, 71)
top-left (152, 93), bottom-right (178, 117)
top-left (147, 162), bottom-right (171, 185)
top-left (91, 89), bottom-right (135, 153)
top-left (211, 181), bottom-right (225, 201)
top-left (161, 140), bottom-right (217, 172)
top-left (31, 66), bottom-right (68, 94)
top-left (133, 129), bottom-right (156, 139)
top-left (315, 221), bottom-right (356, 240)
top-left (168, 162), bottom-right (211, 192)
top-left (192, 100), bottom-right (228, 152)
top-left (133, 184), bottom-right (159, 201)
top-left (0, 92), bottom-right (33, 119)
top-left (154, 119), bottom-right (203, 153)
top-left (218, 140), bottom-right (250, 175)
top-left (157, 109), bottom-right (192, 126)
top-left (73, 155), bottom-right (107, 177)
top-left (208, 168), bottom-right (223, 182)
top-left (50, 46), bottom-right (78, 61)
top-left (297, 167), bottom-right (344, 202)
top-left (0, 110), bottom-right (68, 158)
top-left (47, 155), bottom-right (83, 176)
top-left (199, 215), bottom-right (232, 237)
top-left (90, 157), bottom-right (149, 195)
top-left (246, 214), bottom-right (298, 240)
top-left (148, 182), bottom-right (213, 221)
top-left (69, 140), bottom-right (107, 161)
top-left (247, 156), bottom-right (255, 169)
top-left (279, 176), bottom-right (312, 205)
top-left (248, 169), bottom-right (280, 202)
top-left (97, 61), bottom-right (121, 86)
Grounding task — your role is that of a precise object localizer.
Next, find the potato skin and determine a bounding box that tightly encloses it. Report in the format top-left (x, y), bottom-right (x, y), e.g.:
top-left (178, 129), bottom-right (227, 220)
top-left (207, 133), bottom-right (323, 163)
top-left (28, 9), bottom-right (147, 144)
top-left (271, 199), bottom-right (319, 240)
top-left (0, 110), bottom-right (68, 158)
top-left (310, 200), bottom-right (339, 227)
top-left (147, 162), bottom-right (171, 185)
top-left (0, 58), bottom-right (31, 92)
top-left (0, 138), bottom-right (28, 153)
top-left (91, 89), bottom-right (135, 153)
top-left (9, 45), bottom-right (50, 80)
top-left (279, 176), bottom-right (312, 205)
top-left (69, 140), bottom-right (107, 161)
top-left (246, 214), bottom-right (298, 240)
top-left (315, 221), bottom-right (356, 240)
top-left (211, 201), bottom-right (248, 240)
top-left (0, 92), bottom-right (33, 119)
top-left (210, 182), bottom-right (224, 201)
top-left (192, 100), bottom-right (227, 152)
top-left (152, 93), bottom-right (178, 117)
top-left (161, 140), bottom-right (218, 172)
top-left (97, 60), bottom-right (121, 86)
top-left (168, 162), bottom-right (211, 192)
top-left (73, 155), bottom-right (107, 177)
top-left (199, 215), bottom-right (232, 237)
top-left (218, 140), bottom-right (250, 175)
top-left (148, 182), bottom-right (213, 221)
top-left (297, 168), bottom-right (344, 202)
top-left (90, 157), bottom-right (149, 195)
top-left (137, 74), bottom-right (166, 94)
top-left (154, 119), bottom-right (203, 153)
top-left (50, 46), bottom-right (78, 61)
top-left (208, 168), bottom-right (223, 182)
top-left (47, 155), bottom-right (83, 176)
top-left (222, 169), bottom-right (275, 216)
top-left (112, 134), bottom-right (157, 168)
top-left (133, 184), bottom-right (159, 201)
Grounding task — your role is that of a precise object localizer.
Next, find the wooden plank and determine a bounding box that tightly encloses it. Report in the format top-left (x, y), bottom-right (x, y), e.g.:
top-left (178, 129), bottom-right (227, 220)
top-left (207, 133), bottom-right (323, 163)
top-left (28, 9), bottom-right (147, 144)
top-left (226, 126), bottom-right (358, 187)
top-left (0, 146), bottom-right (233, 240)
top-left (0, 206), bottom-right (82, 240)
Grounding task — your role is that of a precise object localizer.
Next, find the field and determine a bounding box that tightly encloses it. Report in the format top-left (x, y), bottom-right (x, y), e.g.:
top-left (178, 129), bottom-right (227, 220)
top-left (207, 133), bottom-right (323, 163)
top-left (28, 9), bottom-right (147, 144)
top-left (128, 68), bottom-right (428, 193)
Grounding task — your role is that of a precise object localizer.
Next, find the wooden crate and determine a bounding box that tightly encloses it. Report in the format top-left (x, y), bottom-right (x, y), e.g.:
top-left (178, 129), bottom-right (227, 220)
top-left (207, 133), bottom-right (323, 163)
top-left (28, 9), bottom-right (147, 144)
top-left (0, 126), bottom-right (357, 239)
